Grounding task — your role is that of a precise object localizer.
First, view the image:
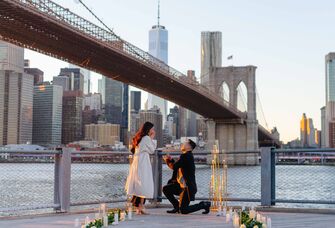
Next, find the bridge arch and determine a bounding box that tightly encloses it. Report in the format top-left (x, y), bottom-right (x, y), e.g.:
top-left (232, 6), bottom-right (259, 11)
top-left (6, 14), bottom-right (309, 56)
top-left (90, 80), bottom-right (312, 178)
top-left (236, 81), bottom-right (248, 112)
top-left (219, 81), bottom-right (230, 103)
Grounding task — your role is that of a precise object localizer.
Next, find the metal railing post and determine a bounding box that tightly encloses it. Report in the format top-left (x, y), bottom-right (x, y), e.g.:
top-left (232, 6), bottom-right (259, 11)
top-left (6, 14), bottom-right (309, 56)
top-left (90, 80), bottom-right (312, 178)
top-left (54, 152), bottom-right (60, 211)
top-left (54, 148), bottom-right (72, 212)
top-left (270, 147), bottom-right (276, 205)
top-left (261, 147), bottom-right (276, 206)
top-left (152, 149), bottom-right (162, 205)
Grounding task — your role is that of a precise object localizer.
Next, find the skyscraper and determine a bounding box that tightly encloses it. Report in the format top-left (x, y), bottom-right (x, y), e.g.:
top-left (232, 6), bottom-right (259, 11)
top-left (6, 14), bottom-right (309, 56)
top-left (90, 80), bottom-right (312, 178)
top-left (32, 85), bottom-right (63, 146)
top-left (59, 68), bottom-right (84, 93)
top-left (0, 41), bottom-right (34, 145)
top-left (321, 106), bottom-right (326, 148)
top-left (130, 91), bottom-right (141, 113)
top-left (325, 53), bottom-right (335, 147)
top-left (24, 61), bottom-right (44, 85)
top-left (62, 91), bottom-right (83, 145)
top-left (105, 78), bottom-right (123, 124)
top-left (200, 31), bottom-right (222, 87)
top-left (53, 76), bottom-right (70, 91)
top-left (147, 1), bottom-right (168, 126)
top-left (69, 64), bottom-right (91, 95)
top-left (104, 77), bottom-right (129, 143)
top-left (140, 106), bottom-right (163, 147)
top-left (300, 113), bottom-right (317, 148)
top-left (83, 93), bottom-right (102, 110)
top-left (98, 77), bottom-right (105, 104)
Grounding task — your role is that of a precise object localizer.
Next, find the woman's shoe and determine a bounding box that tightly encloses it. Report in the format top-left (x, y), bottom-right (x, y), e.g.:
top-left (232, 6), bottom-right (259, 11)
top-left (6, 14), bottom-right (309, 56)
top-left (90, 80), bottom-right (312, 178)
top-left (139, 209), bottom-right (150, 215)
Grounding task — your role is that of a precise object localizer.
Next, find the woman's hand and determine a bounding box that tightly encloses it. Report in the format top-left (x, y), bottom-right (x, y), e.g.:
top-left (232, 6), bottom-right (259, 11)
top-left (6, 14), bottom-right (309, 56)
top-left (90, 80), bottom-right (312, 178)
top-left (149, 130), bottom-right (156, 139)
top-left (163, 155), bottom-right (172, 162)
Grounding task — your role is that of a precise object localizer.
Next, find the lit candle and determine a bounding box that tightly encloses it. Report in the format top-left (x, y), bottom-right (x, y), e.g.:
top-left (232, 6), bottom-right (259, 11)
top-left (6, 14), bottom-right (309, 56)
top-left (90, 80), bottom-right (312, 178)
top-left (240, 225), bottom-right (246, 228)
top-left (100, 203), bottom-right (107, 215)
top-left (85, 216), bottom-right (90, 225)
top-left (267, 218), bottom-right (272, 228)
top-left (226, 213), bottom-right (231, 223)
top-left (120, 212), bottom-right (125, 221)
top-left (95, 213), bottom-right (100, 219)
top-left (261, 216), bottom-right (267, 224)
top-left (222, 207), bottom-right (227, 216)
top-left (128, 207), bottom-right (133, 220)
top-left (256, 213), bottom-right (261, 222)
top-left (114, 212), bottom-right (119, 225)
top-left (74, 218), bottom-right (80, 227)
top-left (103, 215), bottom-right (108, 227)
top-left (249, 209), bottom-right (256, 219)
top-left (233, 215), bottom-right (240, 228)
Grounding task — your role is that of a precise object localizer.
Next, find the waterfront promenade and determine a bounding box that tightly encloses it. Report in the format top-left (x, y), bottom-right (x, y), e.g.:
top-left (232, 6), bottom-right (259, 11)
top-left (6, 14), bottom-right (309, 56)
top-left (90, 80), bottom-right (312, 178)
top-left (1, 208), bottom-right (335, 228)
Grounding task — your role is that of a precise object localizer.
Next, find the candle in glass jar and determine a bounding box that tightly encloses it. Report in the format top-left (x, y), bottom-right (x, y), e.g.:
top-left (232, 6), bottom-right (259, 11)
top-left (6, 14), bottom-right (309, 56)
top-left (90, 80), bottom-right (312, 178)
top-left (222, 207), bottom-right (227, 216)
top-left (120, 212), bottom-right (126, 221)
top-left (103, 215), bottom-right (108, 227)
top-left (226, 213), bottom-right (231, 223)
top-left (114, 212), bottom-right (119, 225)
top-left (233, 215), bottom-right (240, 228)
top-left (267, 218), bottom-right (272, 228)
top-left (240, 224), bottom-right (246, 228)
top-left (261, 216), bottom-right (267, 224)
top-left (249, 209), bottom-right (256, 219)
top-left (101, 204), bottom-right (107, 215)
top-left (85, 216), bottom-right (90, 225)
top-left (128, 207), bottom-right (133, 220)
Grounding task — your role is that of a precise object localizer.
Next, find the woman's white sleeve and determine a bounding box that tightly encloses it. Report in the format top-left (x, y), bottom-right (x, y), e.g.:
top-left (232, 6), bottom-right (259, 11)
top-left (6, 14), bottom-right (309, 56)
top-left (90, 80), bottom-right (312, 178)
top-left (144, 136), bottom-right (157, 154)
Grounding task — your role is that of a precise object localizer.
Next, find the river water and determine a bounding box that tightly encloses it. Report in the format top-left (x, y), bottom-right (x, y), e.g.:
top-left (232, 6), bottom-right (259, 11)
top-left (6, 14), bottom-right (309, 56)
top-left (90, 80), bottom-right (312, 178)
top-left (0, 163), bottom-right (334, 214)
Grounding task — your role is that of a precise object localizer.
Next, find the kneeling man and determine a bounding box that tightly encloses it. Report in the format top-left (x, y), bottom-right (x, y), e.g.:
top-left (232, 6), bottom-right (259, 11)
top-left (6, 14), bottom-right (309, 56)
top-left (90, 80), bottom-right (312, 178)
top-left (163, 139), bottom-right (211, 214)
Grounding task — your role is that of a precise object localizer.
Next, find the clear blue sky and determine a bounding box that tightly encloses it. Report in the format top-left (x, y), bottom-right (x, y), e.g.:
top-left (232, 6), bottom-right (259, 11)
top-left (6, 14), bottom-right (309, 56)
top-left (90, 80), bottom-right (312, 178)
top-left (25, 0), bottom-right (335, 143)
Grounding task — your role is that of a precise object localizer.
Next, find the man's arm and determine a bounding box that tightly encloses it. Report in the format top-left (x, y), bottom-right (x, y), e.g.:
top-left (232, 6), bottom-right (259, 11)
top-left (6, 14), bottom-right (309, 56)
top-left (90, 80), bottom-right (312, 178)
top-left (164, 156), bottom-right (175, 170)
top-left (169, 154), bottom-right (186, 170)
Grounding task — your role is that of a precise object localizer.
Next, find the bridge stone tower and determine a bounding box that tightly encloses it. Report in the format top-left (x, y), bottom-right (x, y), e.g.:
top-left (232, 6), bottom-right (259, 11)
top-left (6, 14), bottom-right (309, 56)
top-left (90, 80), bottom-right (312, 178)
top-left (206, 66), bottom-right (259, 165)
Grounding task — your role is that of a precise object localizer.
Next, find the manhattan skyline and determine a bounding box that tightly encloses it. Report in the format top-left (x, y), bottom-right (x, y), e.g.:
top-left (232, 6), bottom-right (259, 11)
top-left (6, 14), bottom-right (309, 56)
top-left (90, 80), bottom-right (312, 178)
top-left (24, 0), bottom-right (334, 142)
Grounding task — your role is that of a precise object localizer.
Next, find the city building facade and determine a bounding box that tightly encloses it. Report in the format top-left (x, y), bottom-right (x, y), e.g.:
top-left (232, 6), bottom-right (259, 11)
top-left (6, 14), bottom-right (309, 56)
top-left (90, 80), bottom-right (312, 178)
top-left (0, 41), bottom-right (34, 145)
top-left (32, 85), bottom-right (63, 146)
top-left (62, 91), bottom-right (83, 144)
top-left (139, 106), bottom-right (163, 147)
top-left (85, 123), bottom-right (120, 146)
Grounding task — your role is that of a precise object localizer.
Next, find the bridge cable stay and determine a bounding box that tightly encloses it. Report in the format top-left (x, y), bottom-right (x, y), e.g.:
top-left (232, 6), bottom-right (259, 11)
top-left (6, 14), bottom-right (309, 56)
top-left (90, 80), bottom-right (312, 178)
top-left (256, 88), bottom-right (270, 130)
top-left (74, 0), bottom-right (150, 64)
top-left (237, 85), bottom-right (270, 131)
top-left (237, 86), bottom-right (247, 112)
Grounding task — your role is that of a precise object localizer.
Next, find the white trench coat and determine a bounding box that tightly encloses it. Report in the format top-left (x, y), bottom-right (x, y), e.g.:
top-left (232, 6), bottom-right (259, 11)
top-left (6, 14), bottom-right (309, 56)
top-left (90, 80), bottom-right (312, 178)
top-left (125, 135), bottom-right (157, 199)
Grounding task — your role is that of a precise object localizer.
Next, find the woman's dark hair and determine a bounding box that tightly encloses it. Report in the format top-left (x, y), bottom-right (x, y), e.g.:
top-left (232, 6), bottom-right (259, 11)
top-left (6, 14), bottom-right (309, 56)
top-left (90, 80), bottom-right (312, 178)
top-left (131, 121), bottom-right (154, 154)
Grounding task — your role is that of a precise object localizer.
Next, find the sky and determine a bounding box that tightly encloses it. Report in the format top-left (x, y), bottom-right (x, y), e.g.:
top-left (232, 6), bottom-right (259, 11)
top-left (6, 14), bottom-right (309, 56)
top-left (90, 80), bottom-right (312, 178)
top-left (25, 0), bottom-right (335, 143)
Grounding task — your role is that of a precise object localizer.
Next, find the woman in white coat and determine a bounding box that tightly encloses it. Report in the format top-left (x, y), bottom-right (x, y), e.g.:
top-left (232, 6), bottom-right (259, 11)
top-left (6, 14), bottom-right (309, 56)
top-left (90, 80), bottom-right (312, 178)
top-left (125, 122), bottom-right (157, 214)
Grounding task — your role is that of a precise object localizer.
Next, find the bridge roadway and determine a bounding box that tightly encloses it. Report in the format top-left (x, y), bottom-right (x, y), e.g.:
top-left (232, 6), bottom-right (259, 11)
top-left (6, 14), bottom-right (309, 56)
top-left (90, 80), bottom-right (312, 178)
top-left (0, 0), bottom-right (275, 144)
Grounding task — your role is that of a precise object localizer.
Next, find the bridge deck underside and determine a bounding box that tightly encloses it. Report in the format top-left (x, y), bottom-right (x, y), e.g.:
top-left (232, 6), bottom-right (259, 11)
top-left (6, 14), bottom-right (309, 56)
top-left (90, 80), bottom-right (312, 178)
top-left (0, 0), bottom-right (276, 144)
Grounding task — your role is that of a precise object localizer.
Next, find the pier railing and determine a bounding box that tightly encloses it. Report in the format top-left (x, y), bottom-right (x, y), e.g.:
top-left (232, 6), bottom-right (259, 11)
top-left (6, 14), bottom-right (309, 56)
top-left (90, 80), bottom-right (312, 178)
top-left (0, 147), bottom-right (335, 216)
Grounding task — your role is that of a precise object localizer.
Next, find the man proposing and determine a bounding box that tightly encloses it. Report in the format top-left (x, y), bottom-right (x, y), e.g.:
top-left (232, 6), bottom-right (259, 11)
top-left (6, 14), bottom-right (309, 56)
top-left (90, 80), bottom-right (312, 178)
top-left (163, 139), bottom-right (211, 214)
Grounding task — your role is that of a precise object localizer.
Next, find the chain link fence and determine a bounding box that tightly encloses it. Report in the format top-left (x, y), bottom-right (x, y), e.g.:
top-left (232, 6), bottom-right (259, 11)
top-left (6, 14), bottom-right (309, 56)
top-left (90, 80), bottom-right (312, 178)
top-left (70, 152), bottom-right (130, 206)
top-left (274, 150), bottom-right (335, 208)
top-left (0, 151), bottom-right (56, 216)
